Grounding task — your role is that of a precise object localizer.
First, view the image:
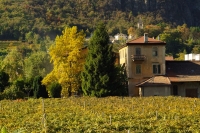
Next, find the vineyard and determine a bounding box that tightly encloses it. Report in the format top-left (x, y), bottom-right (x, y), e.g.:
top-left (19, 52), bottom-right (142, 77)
top-left (0, 96), bottom-right (200, 133)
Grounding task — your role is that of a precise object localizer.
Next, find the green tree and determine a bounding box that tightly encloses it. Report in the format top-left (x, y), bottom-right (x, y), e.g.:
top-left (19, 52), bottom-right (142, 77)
top-left (24, 51), bottom-right (52, 80)
top-left (81, 23), bottom-right (116, 97)
top-left (25, 31), bottom-right (34, 43)
top-left (42, 26), bottom-right (85, 97)
top-left (2, 79), bottom-right (26, 100)
top-left (1, 48), bottom-right (24, 82)
top-left (110, 64), bottom-right (128, 96)
top-left (48, 82), bottom-right (62, 98)
top-left (33, 76), bottom-right (48, 98)
top-left (177, 24), bottom-right (190, 43)
top-left (160, 29), bottom-right (183, 57)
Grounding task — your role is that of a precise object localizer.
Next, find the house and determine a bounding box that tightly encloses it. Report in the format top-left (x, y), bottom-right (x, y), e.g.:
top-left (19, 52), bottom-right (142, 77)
top-left (128, 34), bottom-right (134, 40)
top-left (185, 53), bottom-right (200, 61)
top-left (114, 33), bottom-right (128, 41)
top-left (119, 33), bottom-right (200, 98)
top-left (166, 61), bottom-right (200, 97)
top-left (119, 33), bottom-right (166, 96)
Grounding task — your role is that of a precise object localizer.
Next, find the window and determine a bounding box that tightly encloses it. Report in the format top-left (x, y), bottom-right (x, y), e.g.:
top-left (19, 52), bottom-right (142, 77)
top-left (136, 64), bottom-right (141, 74)
top-left (153, 64), bottom-right (161, 74)
top-left (135, 47), bottom-right (141, 55)
top-left (152, 47), bottom-right (158, 56)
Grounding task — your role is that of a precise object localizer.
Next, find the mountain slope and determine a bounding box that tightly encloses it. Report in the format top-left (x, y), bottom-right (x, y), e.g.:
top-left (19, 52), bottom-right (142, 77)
top-left (0, 0), bottom-right (199, 40)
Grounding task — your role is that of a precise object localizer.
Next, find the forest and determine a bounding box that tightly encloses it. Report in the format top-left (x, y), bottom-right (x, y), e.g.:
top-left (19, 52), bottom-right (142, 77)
top-left (0, 0), bottom-right (200, 99)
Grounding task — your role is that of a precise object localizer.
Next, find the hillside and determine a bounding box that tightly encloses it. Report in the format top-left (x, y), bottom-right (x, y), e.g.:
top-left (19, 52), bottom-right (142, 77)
top-left (0, 0), bottom-right (200, 40)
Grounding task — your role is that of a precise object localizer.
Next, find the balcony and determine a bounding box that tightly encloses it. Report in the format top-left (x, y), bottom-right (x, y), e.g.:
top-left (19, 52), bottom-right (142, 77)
top-left (131, 55), bottom-right (146, 62)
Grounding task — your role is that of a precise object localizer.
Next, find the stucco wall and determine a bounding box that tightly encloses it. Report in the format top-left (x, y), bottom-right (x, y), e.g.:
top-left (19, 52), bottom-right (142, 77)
top-left (172, 82), bottom-right (200, 97)
top-left (142, 86), bottom-right (171, 96)
top-left (119, 47), bottom-right (127, 66)
top-left (127, 45), bottom-right (165, 78)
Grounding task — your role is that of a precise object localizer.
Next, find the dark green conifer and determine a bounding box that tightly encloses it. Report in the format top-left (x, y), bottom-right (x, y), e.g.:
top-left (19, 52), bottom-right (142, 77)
top-left (33, 76), bottom-right (48, 98)
top-left (81, 23), bottom-right (116, 97)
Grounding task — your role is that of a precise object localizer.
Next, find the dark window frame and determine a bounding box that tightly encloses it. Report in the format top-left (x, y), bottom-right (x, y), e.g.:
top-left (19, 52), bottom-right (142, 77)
top-left (153, 64), bottom-right (161, 74)
top-left (135, 47), bottom-right (141, 55)
top-left (136, 64), bottom-right (141, 74)
top-left (152, 47), bottom-right (158, 56)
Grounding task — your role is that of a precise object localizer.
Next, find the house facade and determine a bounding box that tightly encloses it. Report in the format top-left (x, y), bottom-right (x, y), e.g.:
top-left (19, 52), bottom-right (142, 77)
top-left (166, 61), bottom-right (200, 98)
top-left (119, 33), bottom-right (200, 98)
top-left (119, 33), bottom-right (166, 96)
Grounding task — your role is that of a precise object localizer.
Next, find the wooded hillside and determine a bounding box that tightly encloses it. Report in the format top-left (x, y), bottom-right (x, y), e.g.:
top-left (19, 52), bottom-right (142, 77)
top-left (0, 0), bottom-right (200, 40)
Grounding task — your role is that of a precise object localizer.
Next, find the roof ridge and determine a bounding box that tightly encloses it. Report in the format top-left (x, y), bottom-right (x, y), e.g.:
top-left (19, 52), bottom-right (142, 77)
top-left (126, 36), bottom-right (143, 43)
top-left (135, 76), bottom-right (154, 86)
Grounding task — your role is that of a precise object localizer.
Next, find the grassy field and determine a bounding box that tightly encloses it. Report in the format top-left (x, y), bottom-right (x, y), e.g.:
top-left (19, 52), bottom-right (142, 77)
top-left (0, 96), bottom-right (200, 133)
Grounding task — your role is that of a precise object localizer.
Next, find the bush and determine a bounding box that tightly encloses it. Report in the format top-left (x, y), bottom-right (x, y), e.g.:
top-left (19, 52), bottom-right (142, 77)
top-left (49, 82), bottom-right (62, 98)
top-left (0, 71), bottom-right (9, 92)
top-left (2, 85), bottom-right (26, 100)
top-left (33, 76), bottom-right (48, 98)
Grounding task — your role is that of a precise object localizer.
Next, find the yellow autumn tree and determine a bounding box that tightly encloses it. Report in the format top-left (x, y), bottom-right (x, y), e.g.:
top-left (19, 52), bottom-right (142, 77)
top-left (42, 26), bottom-right (85, 97)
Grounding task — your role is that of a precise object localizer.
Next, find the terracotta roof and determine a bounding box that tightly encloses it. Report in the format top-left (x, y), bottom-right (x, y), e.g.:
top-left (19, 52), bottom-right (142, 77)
top-left (165, 56), bottom-right (174, 61)
top-left (166, 61), bottom-right (200, 82)
top-left (168, 76), bottom-right (200, 82)
top-left (127, 36), bottom-right (166, 44)
top-left (136, 76), bottom-right (171, 87)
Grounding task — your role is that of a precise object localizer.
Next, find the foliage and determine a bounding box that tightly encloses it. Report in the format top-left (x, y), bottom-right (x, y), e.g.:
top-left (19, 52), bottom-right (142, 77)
top-left (48, 82), bottom-right (62, 98)
top-left (0, 71), bottom-right (9, 92)
top-left (42, 26), bottom-right (85, 97)
top-left (1, 48), bottom-right (23, 82)
top-left (33, 76), bottom-right (48, 98)
top-left (1, 127), bottom-right (7, 133)
top-left (23, 78), bottom-right (34, 98)
top-left (144, 25), bottom-right (163, 38)
top-left (127, 27), bottom-right (135, 36)
top-left (2, 85), bottom-right (26, 100)
top-left (110, 64), bottom-right (128, 96)
top-left (1, 97), bottom-right (200, 132)
top-left (160, 29), bottom-right (183, 58)
top-left (81, 23), bottom-right (116, 97)
top-left (3, 0), bottom-right (200, 41)
top-left (24, 51), bottom-right (52, 80)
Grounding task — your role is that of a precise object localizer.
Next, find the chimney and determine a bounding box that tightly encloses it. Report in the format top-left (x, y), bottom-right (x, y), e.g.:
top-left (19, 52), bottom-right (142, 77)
top-left (144, 33), bottom-right (148, 43)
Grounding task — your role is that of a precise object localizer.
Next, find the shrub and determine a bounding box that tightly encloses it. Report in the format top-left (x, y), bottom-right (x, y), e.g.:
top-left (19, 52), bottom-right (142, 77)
top-left (33, 76), bottom-right (48, 98)
top-left (0, 71), bottom-right (9, 92)
top-left (2, 85), bottom-right (26, 100)
top-left (49, 82), bottom-right (62, 98)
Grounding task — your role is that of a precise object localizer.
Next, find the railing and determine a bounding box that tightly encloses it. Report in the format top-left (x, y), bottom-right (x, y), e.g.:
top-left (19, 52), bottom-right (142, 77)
top-left (131, 55), bottom-right (146, 61)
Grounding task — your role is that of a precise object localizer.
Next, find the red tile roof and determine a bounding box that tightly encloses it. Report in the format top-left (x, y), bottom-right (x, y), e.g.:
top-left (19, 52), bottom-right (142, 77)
top-left (165, 56), bottom-right (174, 61)
top-left (127, 36), bottom-right (166, 45)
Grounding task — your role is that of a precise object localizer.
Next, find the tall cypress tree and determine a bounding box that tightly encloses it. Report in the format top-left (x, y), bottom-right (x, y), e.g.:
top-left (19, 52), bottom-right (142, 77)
top-left (81, 23), bottom-right (116, 97)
